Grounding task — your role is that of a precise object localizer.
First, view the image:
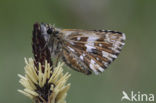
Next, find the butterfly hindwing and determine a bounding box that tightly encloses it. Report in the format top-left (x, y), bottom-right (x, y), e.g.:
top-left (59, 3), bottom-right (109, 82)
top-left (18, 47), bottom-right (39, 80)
top-left (62, 43), bottom-right (92, 75)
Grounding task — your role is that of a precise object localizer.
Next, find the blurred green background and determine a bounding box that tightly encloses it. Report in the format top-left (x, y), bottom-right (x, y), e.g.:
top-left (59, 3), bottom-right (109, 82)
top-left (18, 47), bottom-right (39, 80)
top-left (0, 0), bottom-right (156, 103)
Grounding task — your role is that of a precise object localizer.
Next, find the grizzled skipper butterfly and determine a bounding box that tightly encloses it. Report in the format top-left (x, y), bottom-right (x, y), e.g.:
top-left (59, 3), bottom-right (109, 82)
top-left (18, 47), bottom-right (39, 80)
top-left (39, 23), bottom-right (126, 75)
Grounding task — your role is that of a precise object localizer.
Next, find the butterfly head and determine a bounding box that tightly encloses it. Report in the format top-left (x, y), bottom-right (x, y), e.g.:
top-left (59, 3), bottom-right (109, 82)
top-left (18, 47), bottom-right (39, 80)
top-left (47, 26), bottom-right (59, 37)
top-left (41, 23), bottom-right (58, 35)
top-left (40, 23), bottom-right (60, 42)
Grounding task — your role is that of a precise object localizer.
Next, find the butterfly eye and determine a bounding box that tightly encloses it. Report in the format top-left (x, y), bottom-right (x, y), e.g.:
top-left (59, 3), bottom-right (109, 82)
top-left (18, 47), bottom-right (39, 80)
top-left (47, 28), bottom-right (53, 34)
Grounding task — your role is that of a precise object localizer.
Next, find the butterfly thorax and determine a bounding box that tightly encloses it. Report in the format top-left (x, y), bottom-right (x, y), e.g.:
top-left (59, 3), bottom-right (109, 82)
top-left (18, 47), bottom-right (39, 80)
top-left (40, 23), bottom-right (63, 57)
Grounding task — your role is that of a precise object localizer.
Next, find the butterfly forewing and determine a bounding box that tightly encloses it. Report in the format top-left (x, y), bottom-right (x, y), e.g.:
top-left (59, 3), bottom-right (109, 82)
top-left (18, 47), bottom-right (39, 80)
top-left (60, 29), bottom-right (126, 75)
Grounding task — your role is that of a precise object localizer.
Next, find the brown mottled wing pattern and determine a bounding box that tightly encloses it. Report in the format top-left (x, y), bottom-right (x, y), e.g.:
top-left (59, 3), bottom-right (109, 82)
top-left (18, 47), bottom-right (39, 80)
top-left (61, 29), bottom-right (126, 75)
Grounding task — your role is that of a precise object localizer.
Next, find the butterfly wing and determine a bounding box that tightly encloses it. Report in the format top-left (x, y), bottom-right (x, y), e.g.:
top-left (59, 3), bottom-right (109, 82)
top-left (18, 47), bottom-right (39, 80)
top-left (60, 29), bottom-right (126, 75)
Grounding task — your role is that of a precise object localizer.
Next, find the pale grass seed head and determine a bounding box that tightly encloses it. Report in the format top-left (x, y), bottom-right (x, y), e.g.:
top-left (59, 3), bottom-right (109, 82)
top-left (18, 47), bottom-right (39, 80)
top-left (18, 58), bottom-right (71, 103)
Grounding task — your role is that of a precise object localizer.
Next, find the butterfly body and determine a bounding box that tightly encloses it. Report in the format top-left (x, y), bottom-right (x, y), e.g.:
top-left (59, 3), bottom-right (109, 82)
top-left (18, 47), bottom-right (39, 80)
top-left (40, 23), bottom-right (126, 75)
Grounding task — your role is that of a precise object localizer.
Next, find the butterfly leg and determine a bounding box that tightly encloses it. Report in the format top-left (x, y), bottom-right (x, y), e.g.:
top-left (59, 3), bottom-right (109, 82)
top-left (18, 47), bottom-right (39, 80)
top-left (54, 51), bottom-right (62, 67)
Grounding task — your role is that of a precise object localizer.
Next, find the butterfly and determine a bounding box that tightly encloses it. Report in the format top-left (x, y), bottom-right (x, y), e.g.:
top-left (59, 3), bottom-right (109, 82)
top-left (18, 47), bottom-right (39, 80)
top-left (39, 23), bottom-right (126, 75)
